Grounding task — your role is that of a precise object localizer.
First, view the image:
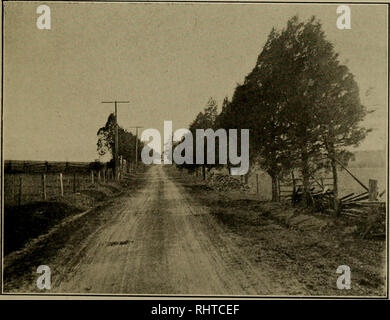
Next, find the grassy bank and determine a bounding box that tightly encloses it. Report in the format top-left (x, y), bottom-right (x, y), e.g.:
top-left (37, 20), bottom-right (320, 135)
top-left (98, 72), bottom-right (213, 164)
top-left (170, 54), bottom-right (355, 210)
top-left (166, 166), bottom-right (386, 296)
top-left (4, 173), bottom-right (142, 256)
top-left (3, 169), bottom-right (150, 291)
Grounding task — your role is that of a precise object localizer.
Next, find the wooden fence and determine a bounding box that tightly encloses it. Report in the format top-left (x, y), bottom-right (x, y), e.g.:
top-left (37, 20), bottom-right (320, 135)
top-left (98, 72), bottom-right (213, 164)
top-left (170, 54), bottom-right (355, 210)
top-left (278, 172), bottom-right (334, 201)
top-left (3, 160), bottom-right (115, 206)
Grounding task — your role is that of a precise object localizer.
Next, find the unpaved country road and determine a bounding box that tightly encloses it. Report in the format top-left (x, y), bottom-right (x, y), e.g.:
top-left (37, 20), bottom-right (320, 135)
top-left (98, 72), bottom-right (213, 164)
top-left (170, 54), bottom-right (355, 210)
top-left (9, 166), bottom-right (291, 295)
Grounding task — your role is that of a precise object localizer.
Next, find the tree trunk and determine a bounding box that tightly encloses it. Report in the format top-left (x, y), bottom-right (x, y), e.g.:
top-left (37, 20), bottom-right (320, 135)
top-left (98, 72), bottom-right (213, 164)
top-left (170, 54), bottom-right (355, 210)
top-left (271, 174), bottom-right (279, 202)
top-left (328, 144), bottom-right (339, 215)
top-left (331, 158), bottom-right (339, 214)
top-left (301, 149), bottom-right (311, 207)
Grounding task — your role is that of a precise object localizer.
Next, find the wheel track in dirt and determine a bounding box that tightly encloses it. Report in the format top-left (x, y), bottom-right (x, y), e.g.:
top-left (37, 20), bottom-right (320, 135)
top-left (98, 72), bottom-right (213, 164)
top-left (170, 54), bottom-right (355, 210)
top-left (5, 165), bottom-right (308, 295)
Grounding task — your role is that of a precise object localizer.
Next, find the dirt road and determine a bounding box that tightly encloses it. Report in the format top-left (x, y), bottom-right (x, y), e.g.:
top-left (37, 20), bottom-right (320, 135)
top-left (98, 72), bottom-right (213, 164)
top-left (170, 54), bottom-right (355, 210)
top-left (8, 165), bottom-right (293, 295)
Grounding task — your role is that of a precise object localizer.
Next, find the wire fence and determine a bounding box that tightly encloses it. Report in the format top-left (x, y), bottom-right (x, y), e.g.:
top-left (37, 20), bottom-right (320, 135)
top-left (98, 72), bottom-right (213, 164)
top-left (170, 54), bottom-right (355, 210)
top-left (4, 160), bottom-right (115, 206)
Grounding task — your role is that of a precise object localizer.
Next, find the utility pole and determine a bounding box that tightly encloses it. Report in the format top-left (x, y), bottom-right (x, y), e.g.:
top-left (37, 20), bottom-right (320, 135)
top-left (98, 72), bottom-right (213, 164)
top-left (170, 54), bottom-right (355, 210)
top-left (129, 126), bottom-right (143, 171)
top-left (101, 100), bottom-right (129, 180)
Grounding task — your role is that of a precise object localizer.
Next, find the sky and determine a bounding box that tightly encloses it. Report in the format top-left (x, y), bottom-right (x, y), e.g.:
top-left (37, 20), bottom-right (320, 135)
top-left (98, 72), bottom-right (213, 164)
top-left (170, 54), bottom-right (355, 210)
top-left (3, 2), bottom-right (388, 162)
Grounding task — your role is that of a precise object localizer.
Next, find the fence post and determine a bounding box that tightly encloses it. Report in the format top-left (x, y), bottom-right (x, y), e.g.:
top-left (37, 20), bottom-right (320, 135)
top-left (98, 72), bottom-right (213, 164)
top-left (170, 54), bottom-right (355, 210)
top-left (369, 179), bottom-right (378, 201)
top-left (18, 175), bottom-right (23, 206)
top-left (59, 173), bottom-right (64, 197)
top-left (291, 171), bottom-right (296, 193)
top-left (42, 174), bottom-right (47, 200)
top-left (73, 172), bottom-right (77, 193)
top-left (98, 170), bottom-right (101, 182)
top-left (91, 171), bottom-right (94, 184)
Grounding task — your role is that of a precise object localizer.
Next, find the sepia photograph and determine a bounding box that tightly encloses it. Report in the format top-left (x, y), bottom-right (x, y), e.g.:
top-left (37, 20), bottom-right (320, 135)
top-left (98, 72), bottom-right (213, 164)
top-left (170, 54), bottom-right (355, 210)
top-left (0, 0), bottom-right (388, 299)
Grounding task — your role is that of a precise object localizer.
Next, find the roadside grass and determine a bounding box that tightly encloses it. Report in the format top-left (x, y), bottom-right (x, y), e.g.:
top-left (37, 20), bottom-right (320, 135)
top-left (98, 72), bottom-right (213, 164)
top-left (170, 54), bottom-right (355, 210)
top-left (166, 166), bottom-right (387, 296)
top-left (3, 170), bottom-right (148, 257)
top-left (4, 202), bottom-right (83, 256)
top-left (3, 169), bottom-right (150, 292)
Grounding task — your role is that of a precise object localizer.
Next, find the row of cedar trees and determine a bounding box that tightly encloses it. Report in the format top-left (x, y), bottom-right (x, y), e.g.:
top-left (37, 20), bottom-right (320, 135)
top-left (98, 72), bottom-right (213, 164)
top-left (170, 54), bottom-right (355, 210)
top-left (179, 16), bottom-right (371, 212)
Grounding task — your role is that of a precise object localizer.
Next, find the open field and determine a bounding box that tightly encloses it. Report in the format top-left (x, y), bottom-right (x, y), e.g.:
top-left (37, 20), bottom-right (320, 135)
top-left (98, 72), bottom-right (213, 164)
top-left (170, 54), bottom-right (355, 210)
top-left (338, 167), bottom-right (386, 196)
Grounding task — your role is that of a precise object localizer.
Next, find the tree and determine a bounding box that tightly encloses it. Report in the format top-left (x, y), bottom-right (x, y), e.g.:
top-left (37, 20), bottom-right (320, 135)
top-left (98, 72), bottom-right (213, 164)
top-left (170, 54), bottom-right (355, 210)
top-left (314, 51), bottom-right (371, 213)
top-left (97, 113), bottom-right (116, 158)
top-left (227, 79), bottom-right (295, 201)
top-left (218, 39), bottom-right (297, 200)
top-left (188, 97), bottom-right (219, 180)
top-left (249, 16), bottom-right (369, 206)
top-left (248, 18), bottom-right (327, 204)
top-left (219, 16), bottom-right (370, 205)
top-left (97, 113), bottom-right (143, 170)
top-left (215, 96), bottom-right (234, 175)
top-left (276, 16), bottom-right (369, 209)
